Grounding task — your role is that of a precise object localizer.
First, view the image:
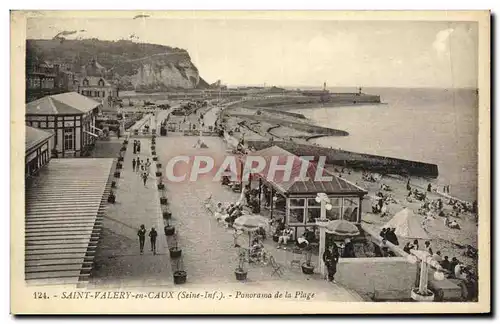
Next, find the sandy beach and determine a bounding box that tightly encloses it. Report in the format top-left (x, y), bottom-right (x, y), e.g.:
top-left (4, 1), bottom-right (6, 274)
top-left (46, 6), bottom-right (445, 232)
top-left (327, 166), bottom-right (478, 271)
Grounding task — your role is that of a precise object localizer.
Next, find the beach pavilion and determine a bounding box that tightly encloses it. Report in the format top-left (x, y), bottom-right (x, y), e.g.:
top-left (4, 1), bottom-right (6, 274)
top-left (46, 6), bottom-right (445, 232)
top-left (26, 92), bottom-right (102, 158)
top-left (238, 146), bottom-right (368, 239)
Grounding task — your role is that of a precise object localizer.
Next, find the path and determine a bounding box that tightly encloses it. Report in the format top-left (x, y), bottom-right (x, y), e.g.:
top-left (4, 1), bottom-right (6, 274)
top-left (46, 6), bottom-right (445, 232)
top-left (90, 138), bottom-right (172, 288)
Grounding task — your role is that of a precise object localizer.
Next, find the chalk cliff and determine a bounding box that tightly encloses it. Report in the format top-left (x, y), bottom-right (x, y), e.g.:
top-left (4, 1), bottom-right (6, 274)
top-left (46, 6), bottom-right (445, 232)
top-left (26, 39), bottom-right (209, 90)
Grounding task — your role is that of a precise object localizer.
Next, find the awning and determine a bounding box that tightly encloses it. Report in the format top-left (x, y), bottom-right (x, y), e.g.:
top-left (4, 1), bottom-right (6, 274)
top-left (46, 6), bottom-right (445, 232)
top-left (25, 158), bottom-right (114, 286)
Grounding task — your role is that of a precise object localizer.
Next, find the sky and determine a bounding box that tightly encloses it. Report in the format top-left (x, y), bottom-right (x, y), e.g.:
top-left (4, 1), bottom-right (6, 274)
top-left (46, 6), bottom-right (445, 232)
top-left (26, 15), bottom-right (478, 88)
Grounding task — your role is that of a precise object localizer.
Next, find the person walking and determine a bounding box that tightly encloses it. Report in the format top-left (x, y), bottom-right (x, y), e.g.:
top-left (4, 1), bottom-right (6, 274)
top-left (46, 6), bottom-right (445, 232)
top-left (142, 171), bottom-right (148, 187)
top-left (133, 140), bottom-right (137, 154)
top-left (137, 141), bottom-right (141, 154)
top-left (132, 157), bottom-right (136, 172)
top-left (137, 224), bottom-right (146, 254)
top-left (136, 157), bottom-right (141, 173)
top-left (149, 227), bottom-right (158, 255)
top-left (323, 243), bottom-right (339, 282)
top-left (145, 158), bottom-right (151, 176)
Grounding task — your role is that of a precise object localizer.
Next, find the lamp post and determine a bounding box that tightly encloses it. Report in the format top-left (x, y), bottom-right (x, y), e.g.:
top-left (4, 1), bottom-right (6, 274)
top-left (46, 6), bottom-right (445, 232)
top-left (407, 249), bottom-right (445, 301)
top-left (315, 193), bottom-right (333, 278)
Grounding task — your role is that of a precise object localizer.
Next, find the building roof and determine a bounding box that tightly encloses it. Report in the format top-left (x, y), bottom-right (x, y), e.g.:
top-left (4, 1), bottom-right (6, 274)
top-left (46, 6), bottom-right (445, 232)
top-left (25, 158), bottom-right (114, 286)
top-left (243, 145), bottom-right (367, 196)
top-left (26, 92), bottom-right (101, 115)
top-left (25, 126), bottom-right (53, 152)
top-left (79, 76), bottom-right (112, 87)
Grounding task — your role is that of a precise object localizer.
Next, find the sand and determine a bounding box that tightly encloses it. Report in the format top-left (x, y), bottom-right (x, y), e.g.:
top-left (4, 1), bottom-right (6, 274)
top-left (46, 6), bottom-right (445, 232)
top-left (327, 166), bottom-right (478, 272)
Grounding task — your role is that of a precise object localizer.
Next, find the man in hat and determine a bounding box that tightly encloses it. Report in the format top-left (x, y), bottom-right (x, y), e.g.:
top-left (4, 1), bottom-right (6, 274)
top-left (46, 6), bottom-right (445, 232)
top-left (149, 227), bottom-right (158, 255)
top-left (137, 224), bottom-right (146, 254)
top-left (323, 243), bottom-right (340, 282)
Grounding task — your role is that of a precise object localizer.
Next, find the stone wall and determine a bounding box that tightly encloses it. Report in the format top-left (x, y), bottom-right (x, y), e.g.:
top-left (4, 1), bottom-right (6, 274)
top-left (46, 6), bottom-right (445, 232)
top-left (336, 257), bottom-right (417, 301)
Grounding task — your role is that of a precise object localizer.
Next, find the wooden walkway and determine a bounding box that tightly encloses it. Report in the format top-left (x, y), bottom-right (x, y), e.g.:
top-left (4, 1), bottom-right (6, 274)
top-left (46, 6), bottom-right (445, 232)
top-left (25, 158), bottom-right (115, 286)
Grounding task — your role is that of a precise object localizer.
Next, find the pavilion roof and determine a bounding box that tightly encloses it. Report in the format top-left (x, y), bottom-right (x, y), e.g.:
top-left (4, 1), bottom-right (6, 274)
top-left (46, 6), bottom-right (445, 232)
top-left (243, 145), bottom-right (367, 196)
top-left (26, 92), bottom-right (101, 115)
top-left (25, 126), bottom-right (53, 152)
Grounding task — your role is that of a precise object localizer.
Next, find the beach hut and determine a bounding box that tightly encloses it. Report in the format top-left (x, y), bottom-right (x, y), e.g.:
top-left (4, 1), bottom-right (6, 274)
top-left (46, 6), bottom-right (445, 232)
top-left (238, 146), bottom-right (368, 239)
top-left (383, 208), bottom-right (429, 239)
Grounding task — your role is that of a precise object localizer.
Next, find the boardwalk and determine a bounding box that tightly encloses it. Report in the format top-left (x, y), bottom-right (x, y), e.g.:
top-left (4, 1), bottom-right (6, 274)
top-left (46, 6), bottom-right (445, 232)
top-left (90, 138), bottom-right (172, 288)
top-left (25, 159), bottom-right (114, 286)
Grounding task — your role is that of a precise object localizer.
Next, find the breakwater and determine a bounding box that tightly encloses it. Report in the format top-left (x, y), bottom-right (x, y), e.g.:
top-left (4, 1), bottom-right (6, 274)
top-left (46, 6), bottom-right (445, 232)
top-left (229, 113), bottom-right (349, 137)
top-left (246, 140), bottom-right (438, 178)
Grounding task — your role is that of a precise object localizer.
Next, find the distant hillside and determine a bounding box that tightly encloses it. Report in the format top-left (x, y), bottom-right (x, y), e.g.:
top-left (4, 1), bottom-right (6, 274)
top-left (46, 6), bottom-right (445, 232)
top-left (26, 39), bottom-right (210, 90)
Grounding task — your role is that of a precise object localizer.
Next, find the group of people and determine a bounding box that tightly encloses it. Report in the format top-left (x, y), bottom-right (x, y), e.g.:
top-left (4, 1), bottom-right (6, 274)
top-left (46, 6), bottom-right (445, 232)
top-left (244, 185), bottom-right (261, 214)
top-left (274, 222), bottom-right (317, 251)
top-left (371, 192), bottom-right (397, 216)
top-left (137, 224), bottom-right (158, 255)
top-left (402, 238), bottom-right (475, 281)
top-left (362, 171), bottom-right (381, 183)
top-left (132, 140), bottom-right (141, 154)
top-left (132, 156), bottom-right (152, 187)
top-left (402, 239), bottom-right (432, 254)
top-left (448, 198), bottom-right (477, 215)
top-left (407, 187), bottom-right (427, 202)
top-left (414, 240), bottom-right (474, 282)
top-left (213, 201), bottom-right (245, 228)
top-left (379, 227), bottom-right (399, 246)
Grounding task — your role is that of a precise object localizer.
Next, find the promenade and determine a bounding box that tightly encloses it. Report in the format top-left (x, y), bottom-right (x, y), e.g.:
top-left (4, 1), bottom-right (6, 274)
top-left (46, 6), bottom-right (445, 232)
top-left (156, 135), bottom-right (364, 300)
top-left (90, 138), bottom-right (172, 288)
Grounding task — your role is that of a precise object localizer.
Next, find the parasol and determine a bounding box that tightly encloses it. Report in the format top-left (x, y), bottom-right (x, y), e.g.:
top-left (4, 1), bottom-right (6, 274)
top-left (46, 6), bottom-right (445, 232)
top-left (324, 220), bottom-right (360, 236)
top-left (233, 215), bottom-right (270, 248)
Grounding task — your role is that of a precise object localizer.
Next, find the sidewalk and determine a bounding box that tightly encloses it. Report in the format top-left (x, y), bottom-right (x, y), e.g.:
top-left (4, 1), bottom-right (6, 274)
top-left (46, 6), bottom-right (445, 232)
top-left (90, 138), bottom-right (173, 288)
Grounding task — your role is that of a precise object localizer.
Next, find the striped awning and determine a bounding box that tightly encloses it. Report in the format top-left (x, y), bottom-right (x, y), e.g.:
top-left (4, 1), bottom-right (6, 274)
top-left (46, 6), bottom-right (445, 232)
top-left (25, 158), bottom-right (114, 286)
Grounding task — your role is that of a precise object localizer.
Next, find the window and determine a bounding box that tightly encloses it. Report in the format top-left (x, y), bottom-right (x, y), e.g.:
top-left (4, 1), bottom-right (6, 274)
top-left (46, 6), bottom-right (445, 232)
top-left (306, 198), bottom-right (321, 224)
top-left (289, 198), bottom-right (305, 225)
top-left (83, 79), bottom-right (89, 86)
top-left (326, 206), bottom-right (341, 220)
top-left (326, 198), bottom-right (341, 220)
top-left (64, 128), bottom-right (74, 150)
top-left (342, 198), bottom-right (359, 222)
top-left (289, 208), bottom-right (305, 224)
top-left (98, 79), bottom-right (104, 87)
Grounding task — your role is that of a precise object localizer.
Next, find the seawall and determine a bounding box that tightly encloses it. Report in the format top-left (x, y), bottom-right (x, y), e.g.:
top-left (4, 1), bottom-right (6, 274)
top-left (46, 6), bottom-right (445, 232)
top-left (246, 140), bottom-right (439, 178)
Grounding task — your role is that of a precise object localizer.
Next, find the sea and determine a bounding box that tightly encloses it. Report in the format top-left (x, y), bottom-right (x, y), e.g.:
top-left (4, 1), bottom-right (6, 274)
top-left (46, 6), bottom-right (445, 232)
top-left (291, 87), bottom-right (478, 202)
